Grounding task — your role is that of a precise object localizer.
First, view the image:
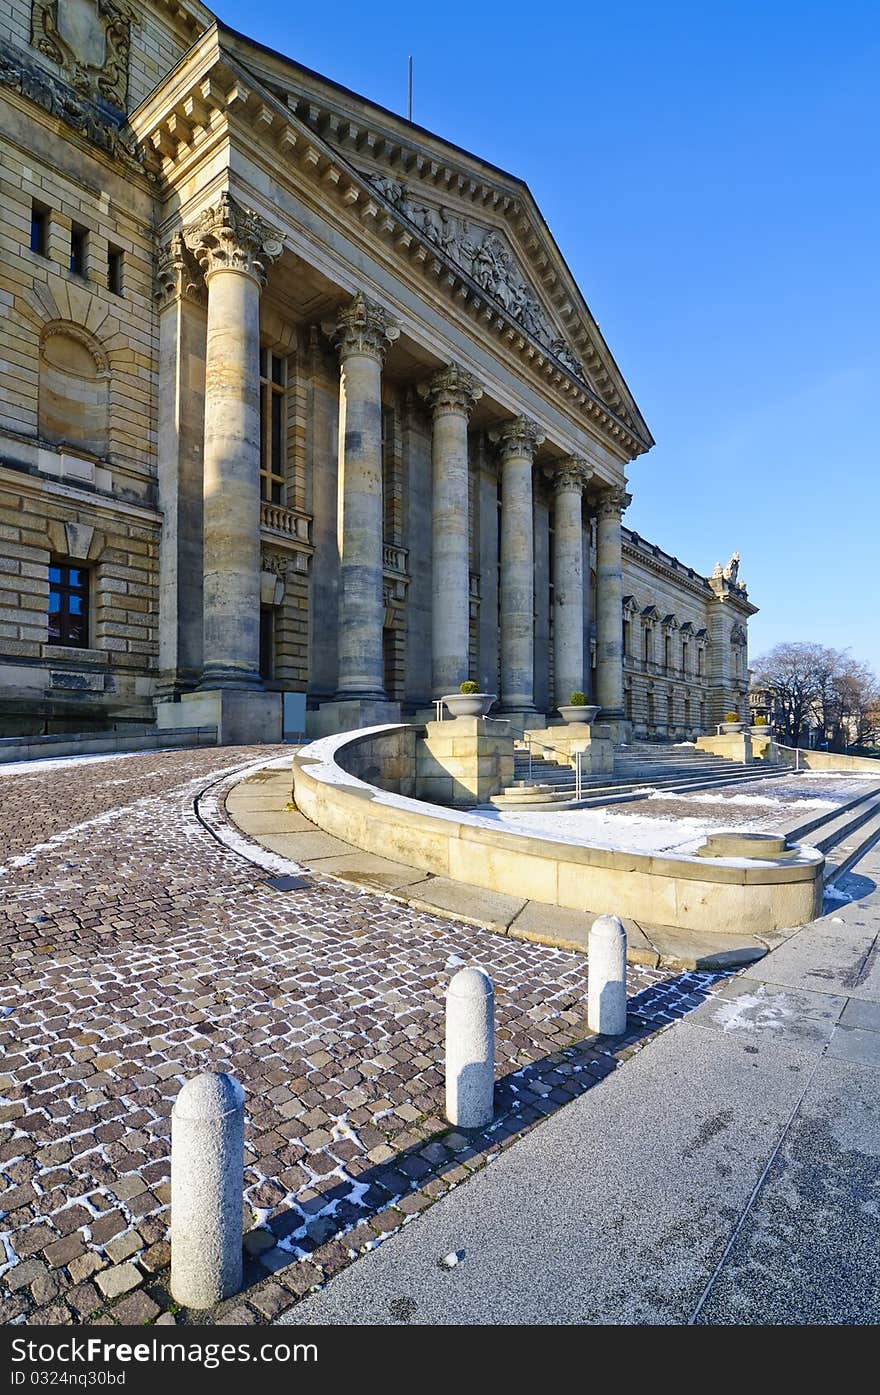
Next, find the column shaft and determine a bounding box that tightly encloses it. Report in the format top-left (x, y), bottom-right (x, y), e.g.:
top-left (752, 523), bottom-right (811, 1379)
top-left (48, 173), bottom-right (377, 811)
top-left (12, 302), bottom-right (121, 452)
top-left (184, 193), bottom-right (282, 689)
top-left (328, 293), bottom-right (399, 698)
top-left (421, 365), bottom-right (482, 695)
top-left (201, 267), bottom-right (262, 686)
top-left (594, 488), bottom-right (630, 715)
top-left (494, 418), bottom-right (544, 710)
top-left (337, 350), bottom-right (385, 695)
top-left (156, 234), bottom-right (206, 696)
top-left (551, 460), bottom-right (588, 707)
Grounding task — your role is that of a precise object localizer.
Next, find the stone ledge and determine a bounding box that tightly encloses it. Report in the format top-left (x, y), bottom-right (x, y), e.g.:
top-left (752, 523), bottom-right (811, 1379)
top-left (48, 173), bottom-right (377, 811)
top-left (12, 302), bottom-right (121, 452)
top-left (287, 726), bottom-right (825, 939)
top-left (228, 769), bottom-right (776, 970)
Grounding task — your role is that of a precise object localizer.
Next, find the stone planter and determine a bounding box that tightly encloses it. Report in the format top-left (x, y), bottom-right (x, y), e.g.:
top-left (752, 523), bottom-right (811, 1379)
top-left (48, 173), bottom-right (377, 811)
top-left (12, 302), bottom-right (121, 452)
top-left (441, 692), bottom-right (496, 719)
top-left (749, 725), bottom-right (770, 738)
top-left (721, 721), bottom-right (744, 733)
top-left (558, 704), bottom-right (601, 725)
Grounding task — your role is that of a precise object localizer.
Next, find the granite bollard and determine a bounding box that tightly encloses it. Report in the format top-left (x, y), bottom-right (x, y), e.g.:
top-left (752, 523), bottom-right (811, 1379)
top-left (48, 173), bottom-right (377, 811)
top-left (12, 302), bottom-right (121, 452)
top-left (588, 914), bottom-right (627, 1035)
top-left (445, 966), bottom-right (495, 1128)
top-left (171, 1071), bottom-right (245, 1308)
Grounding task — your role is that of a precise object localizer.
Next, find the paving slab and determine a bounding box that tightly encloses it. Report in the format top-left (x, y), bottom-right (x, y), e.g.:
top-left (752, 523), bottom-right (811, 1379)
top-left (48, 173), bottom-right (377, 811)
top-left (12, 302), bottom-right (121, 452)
top-left (256, 830), bottom-right (358, 861)
top-left (403, 877), bottom-right (526, 932)
top-left (640, 923), bottom-right (768, 972)
top-left (507, 901), bottom-right (658, 966)
top-left (281, 1021), bottom-right (813, 1326)
top-left (826, 1024), bottom-right (880, 1068)
top-left (230, 809), bottom-right (316, 835)
top-left (304, 852), bottom-right (430, 891)
top-left (839, 998), bottom-right (880, 1031)
top-left (696, 1056), bottom-right (880, 1326)
top-left (686, 980), bottom-right (843, 1053)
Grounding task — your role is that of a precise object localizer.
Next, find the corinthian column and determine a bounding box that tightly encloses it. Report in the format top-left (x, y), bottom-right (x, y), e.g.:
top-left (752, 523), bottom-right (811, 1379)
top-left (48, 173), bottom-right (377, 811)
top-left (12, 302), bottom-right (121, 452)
top-left (594, 486), bottom-right (631, 718)
top-left (184, 193), bottom-right (282, 688)
top-left (326, 292), bottom-right (399, 697)
top-left (550, 457), bottom-right (589, 707)
top-left (419, 364), bottom-right (482, 695)
top-left (492, 416), bottom-right (544, 711)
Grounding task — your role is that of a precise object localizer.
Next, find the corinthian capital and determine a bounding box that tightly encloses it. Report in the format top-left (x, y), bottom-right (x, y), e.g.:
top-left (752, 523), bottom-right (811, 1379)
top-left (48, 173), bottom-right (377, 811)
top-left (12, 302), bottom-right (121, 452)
top-left (490, 415), bottom-right (545, 461)
top-left (595, 486), bottom-right (632, 520)
top-left (549, 455), bottom-right (589, 493)
top-left (418, 362), bottom-right (483, 417)
top-left (183, 192), bottom-right (283, 286)
top-left (324, 291), bottom-right (400, 363)
top-left (156, 232), bottom-right (206, 309)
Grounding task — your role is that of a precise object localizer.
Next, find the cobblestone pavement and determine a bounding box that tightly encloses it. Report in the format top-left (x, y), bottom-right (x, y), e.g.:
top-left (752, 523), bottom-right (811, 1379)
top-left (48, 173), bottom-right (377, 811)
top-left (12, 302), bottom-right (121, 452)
top-left (0, 747), bottom-right (724, 1326)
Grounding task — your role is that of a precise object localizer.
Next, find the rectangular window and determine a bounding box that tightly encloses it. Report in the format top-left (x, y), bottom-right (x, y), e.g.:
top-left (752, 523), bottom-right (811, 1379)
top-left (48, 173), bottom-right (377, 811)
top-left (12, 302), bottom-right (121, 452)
top-left (48, 563), bottom-right (90, 648)
top-left (70, 223), bottom-right (88, 276)
top-left (259, 607), bottom-right (274, 680)
top-left (30, 202), bottom-right (49, 256)
top-left (108, 245), bottom-right (124, 295)
top-left (259, 349), bottom-right (286, 505)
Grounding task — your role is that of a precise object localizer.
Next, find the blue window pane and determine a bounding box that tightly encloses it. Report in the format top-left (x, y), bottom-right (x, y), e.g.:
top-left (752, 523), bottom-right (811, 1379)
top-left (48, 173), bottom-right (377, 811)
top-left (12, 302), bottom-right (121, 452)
top-left (69, 568), bottom-right (82, 586)
top-left (69, 596), bottom-right (82, 614)
top-left (49, 566), bottom-right (61, 584)
top-left (48, 593), bottom-right (60, 613)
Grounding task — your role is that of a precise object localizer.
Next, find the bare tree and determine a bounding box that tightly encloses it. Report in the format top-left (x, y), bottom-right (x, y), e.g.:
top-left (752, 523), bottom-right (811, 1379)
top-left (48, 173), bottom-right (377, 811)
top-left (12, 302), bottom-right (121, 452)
top-left (752, 642), bottom-right (840, 747)
top-left (752, 643), bottom-right (880, 751)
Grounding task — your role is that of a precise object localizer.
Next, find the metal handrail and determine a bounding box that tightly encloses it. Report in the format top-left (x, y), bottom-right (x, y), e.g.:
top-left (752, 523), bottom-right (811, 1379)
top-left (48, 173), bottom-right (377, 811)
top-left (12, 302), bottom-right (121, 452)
top-left (519, 731), bottom-right (584, 800)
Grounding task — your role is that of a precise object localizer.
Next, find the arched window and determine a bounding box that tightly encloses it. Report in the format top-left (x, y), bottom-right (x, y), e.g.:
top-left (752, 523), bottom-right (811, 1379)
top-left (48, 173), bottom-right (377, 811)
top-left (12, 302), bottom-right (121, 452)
top-left (38, 324), bottom-right (109, 457)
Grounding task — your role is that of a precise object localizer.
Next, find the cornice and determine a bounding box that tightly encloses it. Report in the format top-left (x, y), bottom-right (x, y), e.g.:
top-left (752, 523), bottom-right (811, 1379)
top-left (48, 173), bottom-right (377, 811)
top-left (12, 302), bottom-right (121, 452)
top-left (621, 533), bottom-right (758, 618)
top-left (129, 35), bottom-right (651, 461)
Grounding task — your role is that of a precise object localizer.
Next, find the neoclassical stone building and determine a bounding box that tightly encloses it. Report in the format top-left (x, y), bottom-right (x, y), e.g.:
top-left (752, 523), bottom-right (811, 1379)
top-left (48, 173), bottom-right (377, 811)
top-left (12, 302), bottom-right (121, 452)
top-left (0, 0), bottom-right (755, 742)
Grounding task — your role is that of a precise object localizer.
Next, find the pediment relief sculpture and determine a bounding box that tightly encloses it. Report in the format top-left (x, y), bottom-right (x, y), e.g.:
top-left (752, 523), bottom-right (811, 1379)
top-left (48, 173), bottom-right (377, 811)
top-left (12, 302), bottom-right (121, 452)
top-left (367, 174), bottom-right (590, 386)
top-left (31, 0), bottom-right (132, 111)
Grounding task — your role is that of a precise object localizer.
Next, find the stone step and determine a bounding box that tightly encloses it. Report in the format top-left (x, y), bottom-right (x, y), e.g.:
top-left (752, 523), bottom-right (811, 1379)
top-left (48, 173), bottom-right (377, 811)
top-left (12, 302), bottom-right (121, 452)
top-left (822, 803), bottom-right (880, 886)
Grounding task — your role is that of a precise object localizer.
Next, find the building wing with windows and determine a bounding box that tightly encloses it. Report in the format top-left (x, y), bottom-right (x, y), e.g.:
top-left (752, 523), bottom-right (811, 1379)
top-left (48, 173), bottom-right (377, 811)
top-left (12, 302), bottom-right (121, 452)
top-left (0, 0), bottom-right (756, 742)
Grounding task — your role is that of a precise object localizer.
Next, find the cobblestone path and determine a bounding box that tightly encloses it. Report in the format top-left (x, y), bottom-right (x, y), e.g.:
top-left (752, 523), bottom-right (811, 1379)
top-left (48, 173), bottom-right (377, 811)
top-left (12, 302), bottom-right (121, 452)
top-left (0, 747), bottom-right (721, 1325)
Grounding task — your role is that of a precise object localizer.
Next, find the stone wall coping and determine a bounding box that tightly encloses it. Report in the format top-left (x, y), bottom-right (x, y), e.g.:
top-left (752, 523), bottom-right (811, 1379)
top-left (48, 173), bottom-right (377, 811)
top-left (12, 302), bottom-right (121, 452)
top-left (294, 725), bottom-right (822, 888)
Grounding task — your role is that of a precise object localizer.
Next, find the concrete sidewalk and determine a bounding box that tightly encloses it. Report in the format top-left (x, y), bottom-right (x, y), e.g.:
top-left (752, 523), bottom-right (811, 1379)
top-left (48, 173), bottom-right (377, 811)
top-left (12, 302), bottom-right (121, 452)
top-left (282, 841), bottom-right (880, 1326)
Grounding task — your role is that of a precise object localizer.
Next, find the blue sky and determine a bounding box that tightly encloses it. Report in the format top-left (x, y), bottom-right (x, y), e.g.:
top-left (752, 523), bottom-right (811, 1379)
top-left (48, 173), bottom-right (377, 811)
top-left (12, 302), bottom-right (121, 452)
top-left (216, 0), bottom-right (880, 672)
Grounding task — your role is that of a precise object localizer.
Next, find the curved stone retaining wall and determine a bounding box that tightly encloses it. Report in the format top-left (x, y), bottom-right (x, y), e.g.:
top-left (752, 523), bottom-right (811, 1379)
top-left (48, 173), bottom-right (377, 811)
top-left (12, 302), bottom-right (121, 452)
top-left (293, 726), bottom-right (824, 938)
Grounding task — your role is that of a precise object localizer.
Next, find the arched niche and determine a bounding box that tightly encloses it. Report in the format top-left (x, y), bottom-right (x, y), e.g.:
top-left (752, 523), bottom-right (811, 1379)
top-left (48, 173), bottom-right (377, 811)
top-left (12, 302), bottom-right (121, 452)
top-left (38, 323), bottom-right (109, 457)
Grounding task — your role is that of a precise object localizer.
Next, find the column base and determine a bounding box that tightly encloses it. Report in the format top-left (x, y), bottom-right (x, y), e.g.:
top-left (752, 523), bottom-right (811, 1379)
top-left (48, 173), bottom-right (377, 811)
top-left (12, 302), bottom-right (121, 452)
top-left (156, 689), bottom-right (282, 745)
top-left (307, 697), bottom-right (402, 738)
top-left (598, 710), bottom-right (632, 745)
top-left (197, 667), bottom-right (263, 691)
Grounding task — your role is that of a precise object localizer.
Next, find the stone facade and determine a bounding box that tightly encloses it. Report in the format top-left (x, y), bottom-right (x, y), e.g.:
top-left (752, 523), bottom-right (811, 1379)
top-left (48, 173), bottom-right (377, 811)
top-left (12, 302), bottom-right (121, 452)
top-left (0, 0), bottom-right (755, 739)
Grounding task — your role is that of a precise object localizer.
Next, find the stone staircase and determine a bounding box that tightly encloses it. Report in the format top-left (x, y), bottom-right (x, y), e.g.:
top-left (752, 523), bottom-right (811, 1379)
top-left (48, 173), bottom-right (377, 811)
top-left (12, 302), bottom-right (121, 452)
top-left (781, 781), bottom-right (880, 888)
top-left (488, 739), bottom-right (791, 810)
top-left (486, 741), bottom-right (880, 881)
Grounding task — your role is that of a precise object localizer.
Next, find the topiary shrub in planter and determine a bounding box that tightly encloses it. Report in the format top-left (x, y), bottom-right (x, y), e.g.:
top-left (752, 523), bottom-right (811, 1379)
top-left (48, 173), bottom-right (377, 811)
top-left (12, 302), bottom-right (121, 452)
top-left (721, 711), bottom-right (744, 733)
top-left (558, 691), bottom-right (601, 724)
top-left (441, 679), bottom-right (496, 718)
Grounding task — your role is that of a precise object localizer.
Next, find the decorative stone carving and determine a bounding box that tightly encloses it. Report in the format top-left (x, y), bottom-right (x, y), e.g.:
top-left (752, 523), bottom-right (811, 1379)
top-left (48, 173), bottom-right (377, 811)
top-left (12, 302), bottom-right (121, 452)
top-left (418, 362), bottom-right (482, 417)
top-left (260, 551), bottom-right (289, 578)
top-left (324, 291), bottom-right (400, 363)
top-left (548, 455), bottom-right (589, 493)
top-left (184, 193), bottom-right (283, 286)
top-left (31, 0), bottom-right (133, 111)
top-left (710, 550), bottom-right (747, 597)
top-left (367, 176), bottom-right (587, 383)
top-left (156, 233), bottom-right (206, 309)
top-left (490, 415), bottom-right (545, 461)
top-left (0, 36), bottom-right (143, 165)
top-left (595, 486), bottom-right (632, 519)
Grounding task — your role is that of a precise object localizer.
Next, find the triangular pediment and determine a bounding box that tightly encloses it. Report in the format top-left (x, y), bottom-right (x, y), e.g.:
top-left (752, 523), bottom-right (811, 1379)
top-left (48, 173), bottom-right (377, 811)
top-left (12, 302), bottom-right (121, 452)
top-left (211, 23), bottom-right (652, 450)
top-left (133, 12), bottom-right (652, 455)
top-left (359, 177), bottom-right (588, 382)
